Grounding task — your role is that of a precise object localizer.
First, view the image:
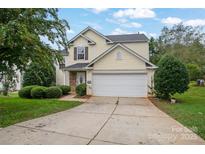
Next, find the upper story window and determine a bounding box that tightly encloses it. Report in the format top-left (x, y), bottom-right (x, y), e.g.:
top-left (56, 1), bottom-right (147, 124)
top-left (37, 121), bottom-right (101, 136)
top-left (74, 46), bottom-right (88, 61)
top-left (77, 46), bottom-right (85, 60)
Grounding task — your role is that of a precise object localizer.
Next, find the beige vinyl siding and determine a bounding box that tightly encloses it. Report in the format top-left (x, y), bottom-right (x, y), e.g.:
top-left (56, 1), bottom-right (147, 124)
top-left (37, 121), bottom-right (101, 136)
top-left (57, 28), bottom-right (154, 96)
top-left (93, 46), bottom-right (146, 70)
top-left (56, 55), bottom-right (69, 85)
top-left (83, 30), bottom-right (113, 58)
top-left (67, 29), bottom-right (149, 64)
top-left (122, 42), bottom-right (149, 60)
top-left (55, 68), bottom-right (64, 85)
top-left (86, 70), bottom-right (92, 95)
top-left (68, 30), bottom-right (112, 65)
top-left (68, 37), bottom-right (90, 65)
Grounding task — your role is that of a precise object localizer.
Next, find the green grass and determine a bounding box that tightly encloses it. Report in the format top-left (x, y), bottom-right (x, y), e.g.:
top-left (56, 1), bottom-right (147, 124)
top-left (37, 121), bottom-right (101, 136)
top-left (0, 93), bottom-right (81, 127)
top-left (151, 83), bottom-right (205, 140)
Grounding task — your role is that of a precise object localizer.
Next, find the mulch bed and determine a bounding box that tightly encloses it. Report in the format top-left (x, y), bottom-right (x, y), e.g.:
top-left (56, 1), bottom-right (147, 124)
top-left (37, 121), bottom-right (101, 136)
top-left (74, 95), bottom-right (91, 99)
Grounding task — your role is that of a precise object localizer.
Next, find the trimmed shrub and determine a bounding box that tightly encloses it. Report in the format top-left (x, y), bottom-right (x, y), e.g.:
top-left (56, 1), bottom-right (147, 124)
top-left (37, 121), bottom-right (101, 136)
top-left (31, 86), bottom-right (47, 98)
top-left (154, 55), bottom-right (189, 99)
top-left (45, 86), bottom-right (62, 98)
top-left (58, 85), bottom-right (71, 95)
top-left (18, 85), bottom-right (37, 98)
top-left (76, 83), bottom-right (86, 96)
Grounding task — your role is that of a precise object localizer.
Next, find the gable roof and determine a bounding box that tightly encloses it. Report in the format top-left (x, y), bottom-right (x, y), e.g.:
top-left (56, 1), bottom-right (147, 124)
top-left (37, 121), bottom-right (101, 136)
top-left (106, 34), bottom-right (149, 43)
top-left (87, 43), bottom-right (157, 68)
top-left (79, 34), bottom-right (96, 45)
top-left (68, 26), bottom-right (113, 44)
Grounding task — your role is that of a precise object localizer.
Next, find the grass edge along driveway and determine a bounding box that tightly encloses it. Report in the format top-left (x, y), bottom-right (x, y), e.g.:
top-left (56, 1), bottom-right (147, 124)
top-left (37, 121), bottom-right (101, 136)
top-left (0, 95), bottom-right (81, 127)
top-left (150, 83), bottom-right (205, 140)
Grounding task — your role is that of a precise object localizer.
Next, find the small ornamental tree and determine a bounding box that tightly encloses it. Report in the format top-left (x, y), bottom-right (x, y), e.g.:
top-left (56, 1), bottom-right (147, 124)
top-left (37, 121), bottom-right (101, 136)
top-left (154, 55), bottom-right (189, 99)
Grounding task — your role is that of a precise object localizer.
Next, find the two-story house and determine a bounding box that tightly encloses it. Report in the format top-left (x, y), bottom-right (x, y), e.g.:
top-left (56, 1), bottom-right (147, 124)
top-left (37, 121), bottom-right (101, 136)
top-left (56, 26), bottom-right (157, 97)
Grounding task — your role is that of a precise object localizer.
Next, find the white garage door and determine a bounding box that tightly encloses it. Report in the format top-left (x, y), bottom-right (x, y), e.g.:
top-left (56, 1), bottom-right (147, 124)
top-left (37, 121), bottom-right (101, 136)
top-left (92, 73), bottom-right (147, 97)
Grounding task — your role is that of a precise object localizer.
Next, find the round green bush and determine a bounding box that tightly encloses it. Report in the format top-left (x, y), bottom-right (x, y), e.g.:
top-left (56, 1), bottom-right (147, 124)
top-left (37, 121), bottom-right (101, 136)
top-left (58, 85), bottom-right (71, 95)
top-left (18, 85), bottom-right (37, 98)
top-left (31, 86), bottom-right (47, 98)
top-left (45, 86), bottom-right (62, 98)
top-left (76, 83), bottom-right (86, 96)
top-left (154, 55), bottom-right (189, 99)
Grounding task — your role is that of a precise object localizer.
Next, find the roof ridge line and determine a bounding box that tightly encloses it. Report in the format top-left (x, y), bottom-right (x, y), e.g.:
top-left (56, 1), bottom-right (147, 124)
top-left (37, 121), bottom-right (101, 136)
top-left (106, 33), bottom-right (143, 36)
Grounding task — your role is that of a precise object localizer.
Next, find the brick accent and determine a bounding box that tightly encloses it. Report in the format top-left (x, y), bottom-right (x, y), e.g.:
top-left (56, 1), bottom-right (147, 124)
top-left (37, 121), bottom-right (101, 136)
top-left (69, 72), bottom-right (77, 92)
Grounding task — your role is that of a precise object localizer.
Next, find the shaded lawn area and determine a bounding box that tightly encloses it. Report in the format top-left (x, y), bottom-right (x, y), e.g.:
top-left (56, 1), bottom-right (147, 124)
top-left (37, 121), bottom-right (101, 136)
top-left (150, 83), bottom-right (205, 140)
top-left (0, 93), bottom-right (81, 127)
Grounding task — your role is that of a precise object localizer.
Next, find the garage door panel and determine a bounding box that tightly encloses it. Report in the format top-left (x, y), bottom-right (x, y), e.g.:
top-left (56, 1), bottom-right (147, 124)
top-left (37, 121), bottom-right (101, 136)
top-left (92, 74), bottom-right (147, 97)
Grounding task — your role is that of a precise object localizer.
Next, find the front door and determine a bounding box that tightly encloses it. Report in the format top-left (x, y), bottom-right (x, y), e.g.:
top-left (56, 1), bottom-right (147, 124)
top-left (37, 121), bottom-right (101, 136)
top-left (76, 72), bottom-right (86, 85)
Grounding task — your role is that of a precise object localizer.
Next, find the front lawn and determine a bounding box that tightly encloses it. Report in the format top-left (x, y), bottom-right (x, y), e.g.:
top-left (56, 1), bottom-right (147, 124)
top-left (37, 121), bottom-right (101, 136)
top-left (150, 83), bottom-right (205, 140)
top-left (0, 93), bottom-right (81, 127)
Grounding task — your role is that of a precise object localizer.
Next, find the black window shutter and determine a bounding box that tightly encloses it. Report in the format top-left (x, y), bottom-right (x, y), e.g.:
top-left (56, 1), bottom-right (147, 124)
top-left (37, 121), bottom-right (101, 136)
top-left (74, 47), bottom-right (77, 60)
top-left (85, 47), bottom-right (88, 60)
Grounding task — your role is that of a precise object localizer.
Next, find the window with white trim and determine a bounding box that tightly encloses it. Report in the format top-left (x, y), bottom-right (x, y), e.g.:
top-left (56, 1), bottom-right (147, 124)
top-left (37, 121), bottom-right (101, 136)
top-left (77, 46), bottom-right (85, 60)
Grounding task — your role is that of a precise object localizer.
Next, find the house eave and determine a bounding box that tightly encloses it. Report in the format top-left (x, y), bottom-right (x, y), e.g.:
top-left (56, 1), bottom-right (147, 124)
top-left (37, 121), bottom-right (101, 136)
top-left (85, 67), bottom-right (93, 70)
top-left (92, 69), bottom-right (147, 74)
top-left (146, 66), bottom-right (158, 69)
top-left (68, 26), bottom-right (113, 45)
top-left (107, 40), bottom-right (148, 44)
top-left (63, 68), bottom-right (87, 71)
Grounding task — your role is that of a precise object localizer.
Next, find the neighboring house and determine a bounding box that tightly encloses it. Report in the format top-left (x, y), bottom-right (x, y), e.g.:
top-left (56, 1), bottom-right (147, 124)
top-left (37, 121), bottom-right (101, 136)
top-left (0, 69), bottom-right (22, 91)
top-left (56, 26), bottom-right (157, 97)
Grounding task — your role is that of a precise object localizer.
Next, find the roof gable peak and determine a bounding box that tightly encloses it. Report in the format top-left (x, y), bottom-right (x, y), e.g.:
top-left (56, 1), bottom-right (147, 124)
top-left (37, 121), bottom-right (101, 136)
top-left (68, 26), bottom-right (113, 44)
top-left (87, 43), bottom-right (157, 68)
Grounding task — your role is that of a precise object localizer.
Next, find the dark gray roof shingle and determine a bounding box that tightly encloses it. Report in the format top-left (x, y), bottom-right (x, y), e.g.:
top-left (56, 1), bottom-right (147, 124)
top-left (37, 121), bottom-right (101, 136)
top-left (106, 34), bottom-right (149, 42)
top-left (65, 63), bottom-right (89, 69)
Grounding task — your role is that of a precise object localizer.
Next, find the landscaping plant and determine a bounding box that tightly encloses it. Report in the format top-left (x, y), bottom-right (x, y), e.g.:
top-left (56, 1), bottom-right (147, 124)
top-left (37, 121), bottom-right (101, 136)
top-left (23, 62), bottom-right (55, 87)
top-left (18, 85), bottom-right (37, 98)
top-left (154, 55), bottom-right (189, 99)
top-left (31, 86), bottom-right (47, 98)
top-left (76, 83), bottom-right (86, 96)
top-left (58, 85), bottom-right (71, 95)
top-left (45, 86), bottom-right (62, 98)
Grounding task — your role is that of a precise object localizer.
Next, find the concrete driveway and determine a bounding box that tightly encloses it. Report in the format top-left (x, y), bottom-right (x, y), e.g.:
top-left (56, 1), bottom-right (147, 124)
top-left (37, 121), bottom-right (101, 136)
top-left (0, 97), bottom-right (204, 145)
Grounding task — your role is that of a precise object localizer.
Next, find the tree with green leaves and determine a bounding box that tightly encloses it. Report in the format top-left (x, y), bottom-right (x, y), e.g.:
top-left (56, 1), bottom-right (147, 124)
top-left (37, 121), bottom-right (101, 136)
top-left (149, 37), bottom-right (157, 57)
top-left (23, 62), bottom-right (55, 87)
top-left (0, 8), bottom-right (69, 95)
top-left (154, 55), bottom-right (189, 99)
top-left (149, 37), bottom-right (162, 64)
top-left (151, 24), bottom-right (205, 67)
top-left (186, 63), bottom-right (202, 81)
